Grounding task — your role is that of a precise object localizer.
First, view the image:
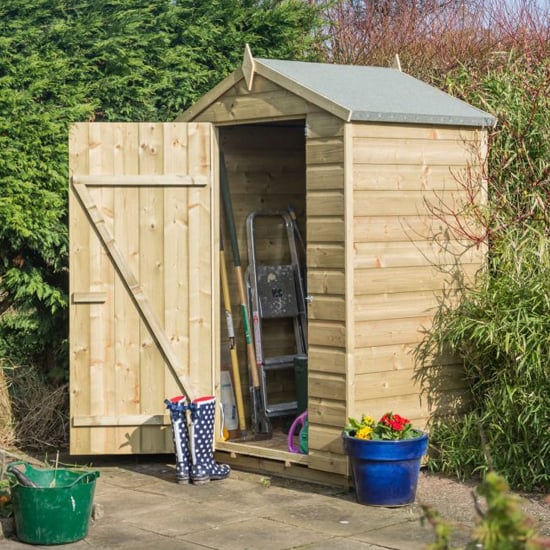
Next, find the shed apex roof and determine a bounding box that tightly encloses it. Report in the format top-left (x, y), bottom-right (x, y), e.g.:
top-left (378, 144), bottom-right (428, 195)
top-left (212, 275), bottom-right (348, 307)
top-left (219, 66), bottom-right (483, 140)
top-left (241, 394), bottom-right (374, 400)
top-left (254, 57), bottom-right (496, 127)
top-left (179, 47), bottom-right (496, 128)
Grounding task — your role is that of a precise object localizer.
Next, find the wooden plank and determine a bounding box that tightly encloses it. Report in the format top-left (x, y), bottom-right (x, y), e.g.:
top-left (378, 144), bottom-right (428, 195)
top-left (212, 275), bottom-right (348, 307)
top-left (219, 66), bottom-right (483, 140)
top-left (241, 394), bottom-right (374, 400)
top-left (343, 122), bottom-right (355, 414)
top-left (354, 292), bottom-right (440, 322)
top-left (89, 122), bottom-right (117, 454)
top-left (349, 393), bottom-right (432, 429)
top-left (354, 263), bottom-right (480, 295)
top-left (351, 389), bottom-right (471, 431)
top-left (215, 440), bottom-right (308, 465)
top-left (355, 369), bottom-right (418, 402)
top-left (353, 137), bottom-right (480, 166)
top-left (307, 191), bottom-right (344, 216)
top-left (73, 415), bottom-right (171, 427)
top-left (69, 122), bottom-right (213, 455)
top-left (72, 174), bottom-right (207, 187)
top-left (213, 450), bottom-right (349, 486)
top-left (307, 269), bottom-right (345, 295)
top-left (308, 320), bottom-right (346, 348)
top-left (307, 424), bottom-right (346, 455)
top-left (353, 164), bottom-right (469, 191)
top-left (306, 137), bottom-right (345, 165)
top-left (232, 74), bottom-right (284, 95)
top-left (69, 122), bottom-right (92, 455)
top-left (163, 123), bottom-right (190, 402)
top-left (354, 214), bottom-right (460, 243)
top-left (177, 67), bottom-right (244, 122)
top-left (71, 292), bottom-right (107, 304)
top-left (308, 295), bottom-right (345, 322)
top-left (307, 217), bottom-right (345, 242)
top-left (307, 346), bottom-right (346, 375)
top-left (353, 240), bottom-right (484, 269)
top-left (187, 122), bottom-right (214, 397)
top-left (353, 189), bottom-right (470, 217)
top-left (306, 164), bottom-right (345, 191)
top-left (308, 397), bottom-right (347, 427)
top-left (352, 123), bottom-right (481, 141)
top-left (354, 316), bottom-right (433, 347)
top-left (306, 112), bottom-right (345, 138)
top-left (220, 169), bottom-right (305, 196)
top-left (307, 451), bottom-right (349, 476)
top-left (225, 152), bottom-right (304, 173)
top-left (138, 122), bottom-right (168, 453)
top-left (307, 244), bottom-right (345, 269)
top-left (113, 122), bottom-right (142, 451)
top-left (353, 343), bottom-right (419, 374)
top-left (309, 372), bottom-right (346, 400)
top-left (192, 89), bottom-right (313, 124)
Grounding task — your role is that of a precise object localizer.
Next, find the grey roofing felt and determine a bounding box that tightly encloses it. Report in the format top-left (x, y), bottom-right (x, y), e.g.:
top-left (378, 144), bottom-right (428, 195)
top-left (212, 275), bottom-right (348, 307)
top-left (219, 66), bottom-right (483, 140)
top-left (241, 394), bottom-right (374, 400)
top-left (257, 58), bottom-right (496, 127)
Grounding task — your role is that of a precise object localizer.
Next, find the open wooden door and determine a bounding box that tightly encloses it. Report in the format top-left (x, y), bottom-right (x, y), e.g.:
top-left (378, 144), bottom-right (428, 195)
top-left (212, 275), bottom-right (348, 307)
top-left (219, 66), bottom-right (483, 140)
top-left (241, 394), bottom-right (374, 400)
top-left (69, 122), bottom-right (216, 454)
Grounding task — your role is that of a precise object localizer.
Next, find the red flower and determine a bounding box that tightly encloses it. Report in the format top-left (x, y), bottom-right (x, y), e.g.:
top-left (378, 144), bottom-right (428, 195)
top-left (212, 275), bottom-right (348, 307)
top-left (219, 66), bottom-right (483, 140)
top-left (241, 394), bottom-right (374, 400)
top-left (380, 413), bottom-right (410, 432)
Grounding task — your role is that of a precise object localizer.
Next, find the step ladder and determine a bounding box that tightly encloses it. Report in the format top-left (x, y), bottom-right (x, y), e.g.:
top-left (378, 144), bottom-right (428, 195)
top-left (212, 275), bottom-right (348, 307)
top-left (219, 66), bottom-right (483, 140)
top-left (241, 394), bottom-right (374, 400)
top-left (246, 211), bottom-right (307, 419)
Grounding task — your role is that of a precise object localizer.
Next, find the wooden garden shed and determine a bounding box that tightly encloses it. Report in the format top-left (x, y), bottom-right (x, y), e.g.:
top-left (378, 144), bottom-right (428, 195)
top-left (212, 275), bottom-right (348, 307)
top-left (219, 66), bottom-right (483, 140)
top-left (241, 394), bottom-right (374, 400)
top-left (68, 48), bottom-right (495, 484)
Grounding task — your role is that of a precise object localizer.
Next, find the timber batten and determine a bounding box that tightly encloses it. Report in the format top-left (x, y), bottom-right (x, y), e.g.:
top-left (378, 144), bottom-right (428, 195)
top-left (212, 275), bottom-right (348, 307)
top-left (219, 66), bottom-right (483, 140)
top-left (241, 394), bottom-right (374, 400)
top-left (69, 49), bottom-right (494, 485)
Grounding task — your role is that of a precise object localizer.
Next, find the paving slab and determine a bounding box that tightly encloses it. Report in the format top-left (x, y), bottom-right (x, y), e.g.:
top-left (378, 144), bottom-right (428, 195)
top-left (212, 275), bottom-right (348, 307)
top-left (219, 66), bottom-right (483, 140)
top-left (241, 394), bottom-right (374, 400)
top-left (1, 456), bottom-right (548, 549)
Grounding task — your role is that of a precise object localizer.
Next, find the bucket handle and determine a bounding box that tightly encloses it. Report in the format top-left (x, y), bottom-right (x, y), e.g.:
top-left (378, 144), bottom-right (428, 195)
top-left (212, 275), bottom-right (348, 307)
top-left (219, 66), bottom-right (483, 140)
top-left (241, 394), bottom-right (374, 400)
top-left (66, 470), bottom-right (99, 487)
top-left (6, 461), bottom-right (99, 487)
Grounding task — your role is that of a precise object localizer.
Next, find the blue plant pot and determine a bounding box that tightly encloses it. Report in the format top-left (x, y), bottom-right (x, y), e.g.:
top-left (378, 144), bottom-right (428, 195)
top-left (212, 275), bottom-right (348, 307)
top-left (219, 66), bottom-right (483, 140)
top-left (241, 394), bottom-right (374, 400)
top-left (342, 432), bottom-right (428, 506)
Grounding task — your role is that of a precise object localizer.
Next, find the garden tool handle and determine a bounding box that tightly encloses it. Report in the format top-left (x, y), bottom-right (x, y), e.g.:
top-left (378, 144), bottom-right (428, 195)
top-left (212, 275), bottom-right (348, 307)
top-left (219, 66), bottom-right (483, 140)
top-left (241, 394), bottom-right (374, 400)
top-left (7, 462), bottom-right (39, 488)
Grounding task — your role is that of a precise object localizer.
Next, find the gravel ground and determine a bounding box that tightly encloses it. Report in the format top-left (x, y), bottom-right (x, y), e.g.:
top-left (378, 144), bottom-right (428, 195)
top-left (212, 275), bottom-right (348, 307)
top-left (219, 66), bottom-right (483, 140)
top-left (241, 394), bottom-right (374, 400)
top-left (415, 471), bottom-right (550, 538)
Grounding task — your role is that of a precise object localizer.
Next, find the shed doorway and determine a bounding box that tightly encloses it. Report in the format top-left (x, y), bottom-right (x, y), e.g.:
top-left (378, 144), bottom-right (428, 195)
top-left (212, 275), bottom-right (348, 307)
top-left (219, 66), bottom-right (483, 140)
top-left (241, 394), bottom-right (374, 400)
top-left (216, 120), bottom-right (308, 461)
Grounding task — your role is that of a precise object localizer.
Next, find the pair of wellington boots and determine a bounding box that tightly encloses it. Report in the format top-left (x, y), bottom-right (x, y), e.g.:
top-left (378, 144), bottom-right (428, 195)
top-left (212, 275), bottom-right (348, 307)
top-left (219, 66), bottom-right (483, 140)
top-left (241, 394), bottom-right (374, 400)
top-left (165, 395), bottom-right (230, 484)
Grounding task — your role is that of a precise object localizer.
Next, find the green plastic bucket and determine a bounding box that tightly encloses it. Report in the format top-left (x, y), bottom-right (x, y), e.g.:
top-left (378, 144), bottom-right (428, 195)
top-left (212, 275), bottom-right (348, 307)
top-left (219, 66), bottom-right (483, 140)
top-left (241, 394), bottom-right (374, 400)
top-left (7, 462), bottom-right (99, 545)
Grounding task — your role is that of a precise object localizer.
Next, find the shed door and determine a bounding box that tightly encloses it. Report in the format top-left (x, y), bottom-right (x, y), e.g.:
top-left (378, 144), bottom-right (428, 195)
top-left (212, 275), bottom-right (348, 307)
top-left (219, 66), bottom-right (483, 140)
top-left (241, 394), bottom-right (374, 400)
top-left (69, 122), bottom-right (215, 455)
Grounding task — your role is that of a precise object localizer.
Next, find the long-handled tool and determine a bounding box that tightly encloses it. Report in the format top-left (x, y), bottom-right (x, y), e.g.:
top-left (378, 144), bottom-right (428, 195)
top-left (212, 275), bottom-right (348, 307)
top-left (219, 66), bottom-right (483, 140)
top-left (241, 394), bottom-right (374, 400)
top-left (220, 228), bottom-right (247, 438)
top-left (220, 153), bottom-right (271, 437)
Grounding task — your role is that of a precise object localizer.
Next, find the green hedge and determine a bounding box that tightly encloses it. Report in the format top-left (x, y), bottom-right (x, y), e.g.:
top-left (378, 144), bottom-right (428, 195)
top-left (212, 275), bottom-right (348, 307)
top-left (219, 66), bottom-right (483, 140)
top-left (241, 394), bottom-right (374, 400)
top-left (0, 0), bottom-right (321, 382)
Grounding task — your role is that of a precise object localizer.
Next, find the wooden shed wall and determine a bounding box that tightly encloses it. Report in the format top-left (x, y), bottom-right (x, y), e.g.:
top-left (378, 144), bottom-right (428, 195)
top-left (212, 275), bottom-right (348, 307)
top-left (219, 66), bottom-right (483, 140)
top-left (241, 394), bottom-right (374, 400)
top-left (349, 123), bottom-right (487, 427)
top-left (305, 113), bottom-right (348, 475)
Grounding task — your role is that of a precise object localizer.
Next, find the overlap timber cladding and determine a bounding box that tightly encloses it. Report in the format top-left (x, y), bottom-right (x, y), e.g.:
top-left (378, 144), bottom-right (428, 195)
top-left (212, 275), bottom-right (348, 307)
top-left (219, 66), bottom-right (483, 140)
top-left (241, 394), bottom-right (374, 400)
top-left (306, 119), bottom-right (486, 474)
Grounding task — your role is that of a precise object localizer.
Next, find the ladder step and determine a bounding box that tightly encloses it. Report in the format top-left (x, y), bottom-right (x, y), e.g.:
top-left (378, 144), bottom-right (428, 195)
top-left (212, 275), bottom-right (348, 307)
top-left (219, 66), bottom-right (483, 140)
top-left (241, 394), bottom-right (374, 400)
top-left (265, 401), bottom-right (297, 417)
top-left (263, 355), bottom-right (300, 370)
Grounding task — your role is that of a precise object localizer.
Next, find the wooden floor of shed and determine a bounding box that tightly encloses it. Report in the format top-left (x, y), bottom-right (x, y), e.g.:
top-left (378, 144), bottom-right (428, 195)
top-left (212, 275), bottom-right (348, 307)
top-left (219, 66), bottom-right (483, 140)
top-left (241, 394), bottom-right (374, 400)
top-left (217, 419), bottom-right (306, 461)
top-left (215, 429), bottom-right (348, 487)
top-left (224, 423), bottom-right (293, 450)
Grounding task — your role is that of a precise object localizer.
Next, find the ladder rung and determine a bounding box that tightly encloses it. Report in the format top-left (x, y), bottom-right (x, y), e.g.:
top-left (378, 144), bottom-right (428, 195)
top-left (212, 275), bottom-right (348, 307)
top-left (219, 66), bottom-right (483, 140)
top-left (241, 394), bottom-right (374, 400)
top-left (263, 355), bottom-right (300, 369)
top-left (265, 401), bottom-right (297, 417)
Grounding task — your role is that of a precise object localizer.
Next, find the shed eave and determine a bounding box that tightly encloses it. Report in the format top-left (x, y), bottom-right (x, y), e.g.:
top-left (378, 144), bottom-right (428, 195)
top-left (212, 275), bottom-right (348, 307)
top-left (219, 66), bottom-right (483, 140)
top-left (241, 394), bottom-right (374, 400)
top-left (254, 59), bottom-right (352, 122)
top-left (350, 110), bottom-right (497, 127)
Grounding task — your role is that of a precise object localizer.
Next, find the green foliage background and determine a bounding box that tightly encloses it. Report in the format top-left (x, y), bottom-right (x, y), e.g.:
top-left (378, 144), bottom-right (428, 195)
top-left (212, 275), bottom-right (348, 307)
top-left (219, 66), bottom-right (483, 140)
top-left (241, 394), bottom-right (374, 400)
top-left (419, 55), bottom-right (550, 491)
top-left (0, 0), bottom-right (321, 382)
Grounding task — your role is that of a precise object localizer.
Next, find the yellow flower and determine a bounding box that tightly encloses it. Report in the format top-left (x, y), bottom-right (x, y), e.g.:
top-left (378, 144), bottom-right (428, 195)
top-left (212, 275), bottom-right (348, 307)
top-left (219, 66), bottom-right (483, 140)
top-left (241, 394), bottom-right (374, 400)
top-left (361, 415), bottom-right (376, 426)
top-left (355, 426), bottom-right (373, 439)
